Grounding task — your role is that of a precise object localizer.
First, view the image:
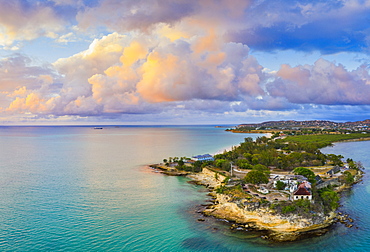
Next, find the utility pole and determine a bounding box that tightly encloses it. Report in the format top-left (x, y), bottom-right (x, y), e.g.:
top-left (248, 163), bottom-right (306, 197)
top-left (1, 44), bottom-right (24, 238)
top-left (230, 161), bottom-right (233, 177)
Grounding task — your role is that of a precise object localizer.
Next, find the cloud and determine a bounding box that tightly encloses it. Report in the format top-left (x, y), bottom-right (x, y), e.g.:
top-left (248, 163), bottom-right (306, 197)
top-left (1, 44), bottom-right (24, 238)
top-left (85, 34), bottom-right (267, 114)
top-left (74, 0), bottom-right (370, 55)
top-left (267, 59), bottom-right (370, 105)
top-left (2, 0), bottom-right (370, 55)
top-left (76, 0), bottom-right (196, 32)
top-left (0, 29), bottom-right (269, 119)
top-left (0, 54), bottom-right (57, 91)
top-left (0, 0), bottom-right (70, 47)
top-left (229, 0), bottom-right (370, 54)
top-left (4, 29), bottom-right (370, 123)
top-left (2, 0), bottom-right (370, 124)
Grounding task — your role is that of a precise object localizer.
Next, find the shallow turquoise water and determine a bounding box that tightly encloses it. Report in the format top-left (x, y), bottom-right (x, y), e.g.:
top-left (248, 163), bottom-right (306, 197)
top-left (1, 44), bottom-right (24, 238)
top-left (0, 126), bottom-right (369, 251)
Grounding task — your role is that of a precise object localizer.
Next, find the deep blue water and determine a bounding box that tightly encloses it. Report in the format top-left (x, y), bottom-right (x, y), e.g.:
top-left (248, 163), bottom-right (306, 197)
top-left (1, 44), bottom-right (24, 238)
top-left (0, 126), bottom-right (369, 251)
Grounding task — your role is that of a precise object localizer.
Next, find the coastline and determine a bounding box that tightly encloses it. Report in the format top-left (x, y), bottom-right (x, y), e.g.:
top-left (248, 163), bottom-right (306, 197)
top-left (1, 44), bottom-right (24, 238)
top-left (149, 164), bottom-right (363, 242)
top-left (187, 167), bottom-right (363, 242)
top-left (332, 137), bottom-right (370, 143)
top-left (150, 133), bottom-right (366, 242)
top-left (213, 145), bottom-right (235, 155)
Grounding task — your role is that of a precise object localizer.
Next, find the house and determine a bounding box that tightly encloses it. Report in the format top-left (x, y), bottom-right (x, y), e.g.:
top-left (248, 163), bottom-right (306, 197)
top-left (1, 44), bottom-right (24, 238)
top-left (292, 182), bottom-right (312, 201)
top-left (285, 174), bottom-right (308, 181)
top-left (191, 154), bottom-right (214, 162)
top-left (327, 166), bottom-right (341, 176)
top-left (315, 175), bottom-right (323, 184)
top-left (289, 184), bottom-right (298, 193)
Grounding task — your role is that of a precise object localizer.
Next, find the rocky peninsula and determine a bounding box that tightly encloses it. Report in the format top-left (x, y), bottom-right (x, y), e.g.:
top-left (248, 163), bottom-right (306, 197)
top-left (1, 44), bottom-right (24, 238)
top-left (151, 130), bottom-right (366, 242)
top-left (188, 167), bottom-right (362, 242)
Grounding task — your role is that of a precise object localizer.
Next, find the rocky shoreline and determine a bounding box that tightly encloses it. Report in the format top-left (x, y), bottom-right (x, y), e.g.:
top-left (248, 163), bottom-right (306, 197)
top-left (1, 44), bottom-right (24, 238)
top-left (149, 161), bottom-right (363, 242)
top-left (186, 167), bottom-right (362, 242)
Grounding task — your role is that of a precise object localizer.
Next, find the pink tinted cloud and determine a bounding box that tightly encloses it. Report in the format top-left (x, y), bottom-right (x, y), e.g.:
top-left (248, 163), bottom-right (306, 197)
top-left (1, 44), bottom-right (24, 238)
top-left (267, 59), bottom-right (370, 105)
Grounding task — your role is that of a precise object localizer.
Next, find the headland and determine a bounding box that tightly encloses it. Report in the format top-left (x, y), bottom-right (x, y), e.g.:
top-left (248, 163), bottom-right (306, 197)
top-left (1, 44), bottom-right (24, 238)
top-left (150, 120), bottom-right (367, 242)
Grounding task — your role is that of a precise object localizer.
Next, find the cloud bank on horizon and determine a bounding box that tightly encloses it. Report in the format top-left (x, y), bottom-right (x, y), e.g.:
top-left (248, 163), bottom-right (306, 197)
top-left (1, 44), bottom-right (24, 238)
top-left (1, 0), bottom-right (370, 124)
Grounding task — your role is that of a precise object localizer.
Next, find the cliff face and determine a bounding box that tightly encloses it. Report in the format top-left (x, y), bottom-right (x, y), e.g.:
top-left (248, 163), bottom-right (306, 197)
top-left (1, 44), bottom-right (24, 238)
top-left (191, 168), bottom-right (337, 242)
top-left (203, 193), bottom-right (336, 241)
top-left (188, 168), bottom-right (226, 188)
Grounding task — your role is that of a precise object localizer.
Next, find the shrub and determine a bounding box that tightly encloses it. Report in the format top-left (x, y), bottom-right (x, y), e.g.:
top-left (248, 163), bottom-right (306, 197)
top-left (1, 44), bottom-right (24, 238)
top-left (282, 205), bottom-right (296, 214)
top-left (342, 171), bottom-right (354, 184)
top-left (293, 199), bottom-right (311, 213)
top-left (215, 185), bottom-right (225, 194)
top-left (319, 188), bottom-right (339, 211)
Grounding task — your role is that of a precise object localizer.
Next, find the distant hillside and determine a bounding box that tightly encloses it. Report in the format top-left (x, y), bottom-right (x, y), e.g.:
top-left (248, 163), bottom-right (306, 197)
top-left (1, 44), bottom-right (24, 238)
top-left (237, 119), bottom-right (370, 130)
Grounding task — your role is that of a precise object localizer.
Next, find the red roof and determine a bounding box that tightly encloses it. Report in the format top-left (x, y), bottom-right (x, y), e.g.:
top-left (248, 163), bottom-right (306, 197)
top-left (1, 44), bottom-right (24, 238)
top-left (298, 181), bottom-right (311, 189)
top-left (293, 187), bottom-right (311, 196)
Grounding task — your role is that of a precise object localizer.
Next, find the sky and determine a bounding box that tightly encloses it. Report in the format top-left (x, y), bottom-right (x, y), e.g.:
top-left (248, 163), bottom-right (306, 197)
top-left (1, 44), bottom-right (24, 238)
top-left (1, 0), bottom-right (370, 125)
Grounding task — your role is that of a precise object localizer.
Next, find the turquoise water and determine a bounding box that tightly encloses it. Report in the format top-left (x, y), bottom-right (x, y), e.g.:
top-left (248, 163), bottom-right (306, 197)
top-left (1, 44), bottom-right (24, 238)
top-left (0, 126), bottom-right (369, 251)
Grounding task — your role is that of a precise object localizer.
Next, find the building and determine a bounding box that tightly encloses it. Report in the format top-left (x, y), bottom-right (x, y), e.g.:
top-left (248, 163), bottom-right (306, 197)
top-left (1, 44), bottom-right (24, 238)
top-left (292, 182), bottom-right (312, 201)
top-left (315, 175), bottom-right (323, 184)
top-left (191, 154), bottom-right (214, 162)
top-left (327, 166), bottom-right (341, 176)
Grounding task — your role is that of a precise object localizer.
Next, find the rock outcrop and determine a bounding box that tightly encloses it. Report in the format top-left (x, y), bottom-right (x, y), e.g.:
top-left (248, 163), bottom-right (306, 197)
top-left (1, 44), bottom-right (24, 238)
top-left (188, 167), bottom-right (226, 188)
top-left (190, 167), bottom-right (338, 242)
top-left (203, 193), bottom-right (336, 241)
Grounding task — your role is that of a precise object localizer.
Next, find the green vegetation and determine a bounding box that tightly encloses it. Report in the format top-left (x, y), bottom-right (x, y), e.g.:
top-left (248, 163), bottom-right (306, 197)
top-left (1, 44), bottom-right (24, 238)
top-left (273, 199), bottom-right (323, 216)
top-left (342, 171), bottom-right (354, 184)
top-left (282, 205), bottom-right (296, 214)
top-left (162, 128), bottom-right (364, 219)
top-left (283, 133), bottom-right (370, 148)
top-left (326, 154), bottom-right (344, 166)
top-left (216, 184), bottom-right (250, 200)
top-left (162, 133), bottom-right (359, 175)
top-left (293, 167), bottom-right (316, 184)
top-left (244, 170), bottom-right (269, 185)
top-left (213, 135), bottom-right (341, 172)
top-left (214, 159), bottom-right (231, 171)
top-left (276, 180), bottom-right (286, 190)
top-left (318, 188), bottom-right (340, 212)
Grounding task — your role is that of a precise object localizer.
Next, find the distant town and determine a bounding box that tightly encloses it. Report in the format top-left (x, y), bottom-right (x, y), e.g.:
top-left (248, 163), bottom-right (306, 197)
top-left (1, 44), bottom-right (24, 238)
top-left (229, 119), bottom-right (370, 134)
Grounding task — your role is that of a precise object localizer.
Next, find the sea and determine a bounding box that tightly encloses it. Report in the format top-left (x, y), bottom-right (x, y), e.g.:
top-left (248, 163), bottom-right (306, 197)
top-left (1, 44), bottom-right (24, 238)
top-left (0, 125), bottom-right (369, 252)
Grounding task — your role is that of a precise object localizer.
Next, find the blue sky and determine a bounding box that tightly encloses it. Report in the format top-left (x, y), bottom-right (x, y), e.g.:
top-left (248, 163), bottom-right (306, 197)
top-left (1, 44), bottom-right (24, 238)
top-left (1, 0), bottom-right (370, 125)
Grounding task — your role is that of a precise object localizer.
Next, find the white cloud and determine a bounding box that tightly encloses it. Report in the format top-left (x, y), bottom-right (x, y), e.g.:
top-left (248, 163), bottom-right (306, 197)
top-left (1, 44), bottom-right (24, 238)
top-left (267, 59), bottom-right (370, 105)
top-left (0, 0), bottom-right (67, 47)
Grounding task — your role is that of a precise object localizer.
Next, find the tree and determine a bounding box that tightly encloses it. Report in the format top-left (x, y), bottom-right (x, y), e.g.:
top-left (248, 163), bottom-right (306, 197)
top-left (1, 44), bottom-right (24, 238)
top-left (327, 154), bottom-right (343, 166)
top-left (177, 159), bottom-right (184, 167)
top-left (342, 171), bottom-right (354, 184)
top-left (253, 164), bottom-right (268, 172)
top-left (347, 158), bottom-right (356, 169)
top-left (215, 159), bottom-right (227, 168)
top-left (192, 161), bottom-right (202, 172)
top-left (244, 170), bottom-right (269, 185)
top-left (253, 164), bottom-right (270, 176)
top-left (276, 180), bottom-right (286, 190)
top-left (320, 189), bottom-right (339, 211)
top-left (293, 167), bottom-right (315, 183)
top-left (236, 159), bottom-right (252, 169)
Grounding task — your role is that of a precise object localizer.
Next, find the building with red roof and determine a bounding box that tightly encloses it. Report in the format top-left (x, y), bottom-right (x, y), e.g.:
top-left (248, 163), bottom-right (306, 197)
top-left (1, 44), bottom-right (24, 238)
top-left (293, 182), bottom-right (312, 201)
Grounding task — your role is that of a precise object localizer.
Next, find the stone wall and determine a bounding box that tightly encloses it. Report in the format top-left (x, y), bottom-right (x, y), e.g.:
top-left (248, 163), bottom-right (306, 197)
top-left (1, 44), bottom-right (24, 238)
top-left (316, 178), bottom-right (340, 190)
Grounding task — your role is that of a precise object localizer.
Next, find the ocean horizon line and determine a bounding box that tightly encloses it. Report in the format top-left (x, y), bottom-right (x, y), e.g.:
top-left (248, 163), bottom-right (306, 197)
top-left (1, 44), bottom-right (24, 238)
top-left (0, 124), bottom-right (237, 128)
